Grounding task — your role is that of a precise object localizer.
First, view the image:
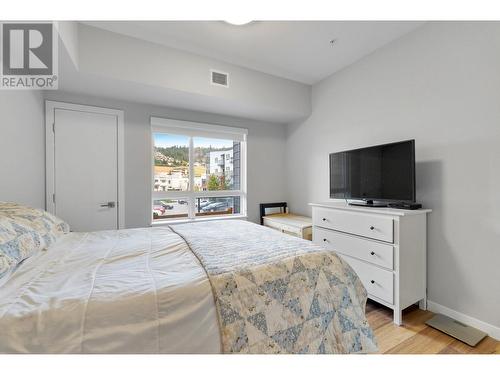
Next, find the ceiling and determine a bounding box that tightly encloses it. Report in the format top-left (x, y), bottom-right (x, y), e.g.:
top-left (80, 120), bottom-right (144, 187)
top-left (82, 21), bottom-right (424, 84)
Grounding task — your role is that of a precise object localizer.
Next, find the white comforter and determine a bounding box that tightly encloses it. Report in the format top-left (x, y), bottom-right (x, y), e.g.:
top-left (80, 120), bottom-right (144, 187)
top-left (0, 227), bottom-right (220, 353)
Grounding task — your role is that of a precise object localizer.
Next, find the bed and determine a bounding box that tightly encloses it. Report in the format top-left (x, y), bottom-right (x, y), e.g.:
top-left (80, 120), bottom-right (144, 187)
top-left (0, 203), bottom-right (377, 354)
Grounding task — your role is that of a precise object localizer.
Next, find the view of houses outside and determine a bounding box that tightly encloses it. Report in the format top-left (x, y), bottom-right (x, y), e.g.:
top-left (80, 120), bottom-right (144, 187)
top-left (153, 134), bottom-right (241, 220)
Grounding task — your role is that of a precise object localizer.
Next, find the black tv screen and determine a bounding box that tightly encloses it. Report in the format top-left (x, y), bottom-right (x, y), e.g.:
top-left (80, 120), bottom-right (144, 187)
top-left (330, 140), bottom-right (416, 202)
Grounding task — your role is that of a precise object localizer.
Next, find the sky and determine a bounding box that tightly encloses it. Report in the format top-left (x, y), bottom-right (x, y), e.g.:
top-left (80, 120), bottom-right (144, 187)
top-left (154, 133), bottom-right (233, 148)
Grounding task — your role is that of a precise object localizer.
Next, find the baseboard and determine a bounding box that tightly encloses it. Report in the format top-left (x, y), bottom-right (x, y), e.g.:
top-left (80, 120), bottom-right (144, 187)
top-left (427, 300), bottom-right (500, 341)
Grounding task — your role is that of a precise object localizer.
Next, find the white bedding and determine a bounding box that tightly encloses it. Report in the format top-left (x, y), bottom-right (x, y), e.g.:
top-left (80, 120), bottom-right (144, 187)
top-left (0, 227), bottom-right (220, 353)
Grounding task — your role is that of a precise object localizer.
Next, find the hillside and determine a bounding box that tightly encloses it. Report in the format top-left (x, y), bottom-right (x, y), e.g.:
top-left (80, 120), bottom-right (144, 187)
top-left (154, 145), bottom-right (232, 166)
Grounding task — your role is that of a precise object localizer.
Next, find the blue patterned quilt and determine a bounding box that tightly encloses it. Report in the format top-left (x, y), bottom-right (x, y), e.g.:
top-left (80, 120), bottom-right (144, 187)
top-left (170, 220), bottom-right (377, 354)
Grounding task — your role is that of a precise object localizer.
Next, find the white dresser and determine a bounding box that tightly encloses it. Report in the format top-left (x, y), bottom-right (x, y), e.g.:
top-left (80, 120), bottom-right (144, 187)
top-left (310, 202), bottom-right (431, 325)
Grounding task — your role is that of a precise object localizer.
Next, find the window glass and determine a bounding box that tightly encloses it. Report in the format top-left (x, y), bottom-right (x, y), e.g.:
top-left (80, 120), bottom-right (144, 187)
top-left (194, 196), bottom-right (240, 217)
top-left (153, 199), bottom-right (189, 220)
top-left (193, 137), bottom-right (240, 191)
top-left (153, 133), bottom-right (189, 192)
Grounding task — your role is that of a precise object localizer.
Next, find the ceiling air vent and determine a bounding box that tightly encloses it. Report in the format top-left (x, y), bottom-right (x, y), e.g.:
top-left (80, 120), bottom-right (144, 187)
top-left (210, 70), bottom-right (229, 87)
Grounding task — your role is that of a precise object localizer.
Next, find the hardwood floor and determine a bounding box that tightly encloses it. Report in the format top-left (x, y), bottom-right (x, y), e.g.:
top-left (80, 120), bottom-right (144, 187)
top-left (366, 300), bottom-right (500, 354)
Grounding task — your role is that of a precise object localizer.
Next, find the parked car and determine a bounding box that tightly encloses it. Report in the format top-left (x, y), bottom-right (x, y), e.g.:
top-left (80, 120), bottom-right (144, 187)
top-left (153, 205), bottom-right (166, 219)
top-left (198, 200), bottom-right (212, 209)
top-left (178, 200), bottom-right (187, 205)
top-left (154, 200), bottom-right (174, 210)
top-left (201, 202), bottom-right (229, 212)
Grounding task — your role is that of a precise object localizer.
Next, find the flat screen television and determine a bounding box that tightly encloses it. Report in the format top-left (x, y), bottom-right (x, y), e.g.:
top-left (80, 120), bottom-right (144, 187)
top-left (329, 140), bottom-right (415, 206)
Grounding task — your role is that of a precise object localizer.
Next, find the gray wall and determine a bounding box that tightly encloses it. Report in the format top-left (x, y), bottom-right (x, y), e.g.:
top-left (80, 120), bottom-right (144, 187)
top-left (0, 91), bottom-right (45, 208)
top-left (286, 22), bottom-right (500, 327)
top-left (44, 91), bottom-right (287, 227)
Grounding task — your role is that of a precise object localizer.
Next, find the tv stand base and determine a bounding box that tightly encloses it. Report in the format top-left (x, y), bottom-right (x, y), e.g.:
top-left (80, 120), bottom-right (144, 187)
top-left (348, 200), bottom-right (387, 208)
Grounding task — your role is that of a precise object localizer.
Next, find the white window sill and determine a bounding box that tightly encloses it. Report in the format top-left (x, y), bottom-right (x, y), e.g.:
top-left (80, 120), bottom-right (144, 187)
top-left (151, 214), bottom-right (248, 226)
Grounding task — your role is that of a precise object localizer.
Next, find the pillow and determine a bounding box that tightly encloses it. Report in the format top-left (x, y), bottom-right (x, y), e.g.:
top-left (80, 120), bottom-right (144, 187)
top-left (0, 202), bottom-right (70, 281)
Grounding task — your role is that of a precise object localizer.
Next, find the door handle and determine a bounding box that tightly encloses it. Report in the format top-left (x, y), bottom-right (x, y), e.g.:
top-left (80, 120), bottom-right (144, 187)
top-left (100, 202), bottom-right (116, 208)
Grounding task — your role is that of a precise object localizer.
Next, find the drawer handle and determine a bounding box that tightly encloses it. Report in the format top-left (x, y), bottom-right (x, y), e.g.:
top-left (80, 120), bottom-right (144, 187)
top-left (370, 251), bottom-right (375, 256)
top-left (370, 280), bottom-right (375, 284)
top-left (370, 226), bottom-right (375, 230)
top-left (322, 218), bottom-right (327, 221)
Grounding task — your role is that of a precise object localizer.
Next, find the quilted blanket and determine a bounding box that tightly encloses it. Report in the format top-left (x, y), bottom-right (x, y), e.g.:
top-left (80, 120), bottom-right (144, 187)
top-left (170, 220), bottom-right (377, 354)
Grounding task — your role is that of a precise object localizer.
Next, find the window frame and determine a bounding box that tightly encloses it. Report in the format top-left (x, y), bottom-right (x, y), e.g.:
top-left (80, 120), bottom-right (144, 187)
top-left (150, 117), bottom-right (248, 224)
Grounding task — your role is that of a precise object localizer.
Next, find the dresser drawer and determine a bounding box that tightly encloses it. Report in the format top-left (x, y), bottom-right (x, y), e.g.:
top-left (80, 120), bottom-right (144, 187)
top-left (314, 227), bottom-right (394, 270)
top-left (313, 207), bottom-right (394, 243)
top-left (341, 255), bottom-right (394, 305)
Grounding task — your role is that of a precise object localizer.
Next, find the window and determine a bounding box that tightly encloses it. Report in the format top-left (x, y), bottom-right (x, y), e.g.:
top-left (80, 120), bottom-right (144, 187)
top-left (151, 117), bottom-right (247, 222)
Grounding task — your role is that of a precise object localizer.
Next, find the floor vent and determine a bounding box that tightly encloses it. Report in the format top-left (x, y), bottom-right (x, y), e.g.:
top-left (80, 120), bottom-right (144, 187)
top-left (211, 70), bottom-right (229, 87)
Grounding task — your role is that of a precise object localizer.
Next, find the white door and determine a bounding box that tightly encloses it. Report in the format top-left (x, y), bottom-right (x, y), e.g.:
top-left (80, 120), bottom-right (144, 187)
top-left (48, 103), bottom-right (123, 232)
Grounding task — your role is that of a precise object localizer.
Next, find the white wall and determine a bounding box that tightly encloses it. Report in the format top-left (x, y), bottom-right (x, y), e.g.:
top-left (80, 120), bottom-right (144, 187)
top-left (0, 91), bottom-right (44, 208)
top-left (56, 21), bottom-right (79, 69)
top-left (286, 22), bottom-right (500, 329)
top-left (44, 91), bottom-right (287, 227)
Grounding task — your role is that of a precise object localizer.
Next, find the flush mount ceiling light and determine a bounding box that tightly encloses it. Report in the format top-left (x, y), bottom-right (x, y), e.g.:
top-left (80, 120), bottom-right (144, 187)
top-left (223, 20), bottom-right (254, 26)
